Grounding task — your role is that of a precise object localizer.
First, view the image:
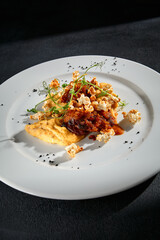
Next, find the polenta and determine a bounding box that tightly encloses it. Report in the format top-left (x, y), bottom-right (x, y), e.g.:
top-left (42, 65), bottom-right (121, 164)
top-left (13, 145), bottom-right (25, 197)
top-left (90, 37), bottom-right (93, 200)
top-left (26, 62), bottom-right (141, 157)
top-left (25, 118), bottom-right (84, 146)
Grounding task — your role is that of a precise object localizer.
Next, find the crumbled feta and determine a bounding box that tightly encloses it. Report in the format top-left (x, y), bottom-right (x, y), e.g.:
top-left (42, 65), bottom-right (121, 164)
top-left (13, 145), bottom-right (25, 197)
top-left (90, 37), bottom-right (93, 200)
top-left (99, 82), bottom-right (113, 92)
top-left (72, 71), bottom-right (80, 81)
top-left (96, 100), bottom-right (110, 111)
top-left (69, 100), bottom-right (75, 109)
top-left (92, 100), bottom-right (110, 111)
top-left (96, 129), bottom-right (115, 143)
top-left (65, 143), bottom-right (83, 158)
top-left (91, 101), bottom-right (98, 107)
top-left (69, 104), bottom-right (75, 109)
top-left (77, 94), bottom-right (91, 106)
top-left (50, 79), bottom-right (60, 88)
top-left (110, 94), bottom-right (120, 102)
top-left (122, 109), bottom-right (141, 124)
top-left (88, 86), bottom-right (96, 95)
top-left (30, 112), bottom-right (46, 120)
top-left (84, 104), bottom-right (94, 112)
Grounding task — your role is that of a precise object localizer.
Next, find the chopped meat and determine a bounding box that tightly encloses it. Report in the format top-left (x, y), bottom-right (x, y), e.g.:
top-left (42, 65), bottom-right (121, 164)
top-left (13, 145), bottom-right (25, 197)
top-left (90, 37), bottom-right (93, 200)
top-left (62, 109), bottom-right (120, 136)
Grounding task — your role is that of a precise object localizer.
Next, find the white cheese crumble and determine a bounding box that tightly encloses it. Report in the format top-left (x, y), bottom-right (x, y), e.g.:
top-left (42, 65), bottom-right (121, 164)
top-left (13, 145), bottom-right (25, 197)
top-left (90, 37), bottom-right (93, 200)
top-left (84, 104), bottom-right (94, 112)
top-left (30, 112), bottom-right (46, 120)
top-left (77, 94), bottom-right (91, 106)
top-left (92, 100), bottom-right (110, 111)
top-left (97, 100), bottom-right (110, 111)
top-left (122, 109), bottom-right (141, 124)
top-left (96, 129), bottom-right (115, 143)
top-left (72, 71), bottom-right (80, 81)
top-left (65, 143), bottom-right (83, 158)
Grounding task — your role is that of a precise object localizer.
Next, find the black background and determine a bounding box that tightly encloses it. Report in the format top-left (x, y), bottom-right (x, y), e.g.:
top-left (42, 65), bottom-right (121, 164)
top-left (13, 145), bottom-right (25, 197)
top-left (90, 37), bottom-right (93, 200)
top-left (1, 1), bottom-right (160, 240)
top-left (0, 0), bottom-right (160, 43)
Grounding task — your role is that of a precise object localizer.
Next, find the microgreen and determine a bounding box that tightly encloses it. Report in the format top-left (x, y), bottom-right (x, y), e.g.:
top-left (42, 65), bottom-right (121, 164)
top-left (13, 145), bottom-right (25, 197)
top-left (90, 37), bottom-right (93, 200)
top-left (27, 97), bottom-right (52, 113)
top-left (69, 88), bottom-right (75, 95)
top-left (27, 61), bottom-right (114, 117)
top-left (62, 83), bottom-right (68, 88)
top-left (84, 61), bottom-right (105, 74)
top-left (62, 103), bottom-right (70, 110)
top-left (49, 107), bottom-right (60, 114)
top-left (118, 100), bottom-right (128, 111)
top-left (97, 91), bottom-right (109, 98)
top-left (119, 100), bottom-right (128, 107)
top-left (42, 81), bottom-right (49, 91)
top-left (27, 108), bottom-right (38, 113)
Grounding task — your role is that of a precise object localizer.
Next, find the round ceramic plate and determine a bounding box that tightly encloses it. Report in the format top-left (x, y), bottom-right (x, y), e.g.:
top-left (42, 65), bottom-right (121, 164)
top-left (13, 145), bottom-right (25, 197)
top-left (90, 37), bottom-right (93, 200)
top-left (0, 55), bottom-right (160, 199)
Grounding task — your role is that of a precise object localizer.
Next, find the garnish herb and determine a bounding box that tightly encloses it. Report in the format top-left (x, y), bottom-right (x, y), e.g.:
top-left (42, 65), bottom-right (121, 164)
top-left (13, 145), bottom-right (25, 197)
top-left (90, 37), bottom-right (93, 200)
top-left (62, 83), bottom-right (68, 88)
top-left (119, 100), bottom-right (128, 107)
top-left (118, 100), bottom-right (128, 110)
top-left (27, 108), bottom-right (38, 113)
top-left (27, 61), bottom-right (127, 116)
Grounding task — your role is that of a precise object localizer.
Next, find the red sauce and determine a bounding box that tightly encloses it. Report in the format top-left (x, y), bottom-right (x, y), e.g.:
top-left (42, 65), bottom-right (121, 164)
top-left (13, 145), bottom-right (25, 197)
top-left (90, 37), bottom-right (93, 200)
top-left (63, 109), bottom-right (124, 137)
top-left (89, 135), bottom-right (96, 141)
top-left (112, 125), bottom-right (124, 135)
top-left (61, 84), bottom-right (124, 137)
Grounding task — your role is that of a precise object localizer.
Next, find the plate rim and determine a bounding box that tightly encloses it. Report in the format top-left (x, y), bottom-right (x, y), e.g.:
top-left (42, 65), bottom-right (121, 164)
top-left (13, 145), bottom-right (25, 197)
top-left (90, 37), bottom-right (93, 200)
top-left (0, 55), bottom-right (160, 199)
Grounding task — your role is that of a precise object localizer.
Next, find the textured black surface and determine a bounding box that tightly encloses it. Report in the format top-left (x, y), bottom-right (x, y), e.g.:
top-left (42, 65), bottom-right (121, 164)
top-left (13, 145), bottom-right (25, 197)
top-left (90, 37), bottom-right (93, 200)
top-left (0, 2), bottom-right (159, 43)
top-left (0, 17), bottom-right (160, 240)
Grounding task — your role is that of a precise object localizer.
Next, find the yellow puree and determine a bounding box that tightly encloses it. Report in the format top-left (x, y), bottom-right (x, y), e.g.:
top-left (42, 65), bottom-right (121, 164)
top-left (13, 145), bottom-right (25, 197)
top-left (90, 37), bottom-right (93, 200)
top-left (25, 118), bottom-right (84, 146)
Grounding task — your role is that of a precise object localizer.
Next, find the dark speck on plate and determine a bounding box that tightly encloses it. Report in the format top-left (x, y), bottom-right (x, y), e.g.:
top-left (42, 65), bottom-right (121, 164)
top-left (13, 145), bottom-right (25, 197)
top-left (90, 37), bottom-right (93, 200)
top-left (49, 160), bottom-right (54, 165)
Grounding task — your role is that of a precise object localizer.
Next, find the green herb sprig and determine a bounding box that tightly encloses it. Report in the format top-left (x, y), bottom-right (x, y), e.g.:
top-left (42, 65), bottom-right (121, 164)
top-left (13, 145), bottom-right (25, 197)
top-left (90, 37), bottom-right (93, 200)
top-left (27, 61), bottom-right (127, 117)
top-left (118, 100), bottom-right (128, 110)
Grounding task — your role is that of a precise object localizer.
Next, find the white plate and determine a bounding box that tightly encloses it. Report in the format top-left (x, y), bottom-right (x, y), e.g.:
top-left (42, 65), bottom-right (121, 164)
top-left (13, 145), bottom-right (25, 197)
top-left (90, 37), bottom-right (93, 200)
top-left (0, 55), bottom-right (160, 199)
